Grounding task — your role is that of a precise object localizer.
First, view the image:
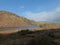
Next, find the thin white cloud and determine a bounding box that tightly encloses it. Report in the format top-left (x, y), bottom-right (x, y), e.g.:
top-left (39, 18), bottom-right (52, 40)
top-left (24, 7), bottom-right (60, 22)
top-left (20, 6), bottom-right (24, 9)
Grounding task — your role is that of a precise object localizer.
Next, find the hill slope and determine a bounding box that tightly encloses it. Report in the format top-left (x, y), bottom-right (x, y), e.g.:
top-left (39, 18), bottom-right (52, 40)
top-left (0, 10), bottom-right (36, 27)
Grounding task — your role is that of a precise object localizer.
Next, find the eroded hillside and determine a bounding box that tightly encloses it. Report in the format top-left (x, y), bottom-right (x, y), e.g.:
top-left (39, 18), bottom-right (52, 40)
top-left (0, 10), bottom-right (36, 27)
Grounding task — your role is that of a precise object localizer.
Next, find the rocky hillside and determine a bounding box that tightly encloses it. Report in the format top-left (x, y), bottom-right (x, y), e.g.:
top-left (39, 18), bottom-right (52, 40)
top-left (0, 10), bottom-right (36, 27)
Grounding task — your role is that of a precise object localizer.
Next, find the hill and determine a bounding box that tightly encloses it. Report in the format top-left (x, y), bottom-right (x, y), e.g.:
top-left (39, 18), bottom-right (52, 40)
top-left (0, 10), bottom-right (36, 27)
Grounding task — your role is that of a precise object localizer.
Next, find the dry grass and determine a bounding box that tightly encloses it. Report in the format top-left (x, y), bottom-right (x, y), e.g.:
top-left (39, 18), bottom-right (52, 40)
top-left (0, 30), bottom-right (19, 34)
top-left (0, 22), bottom-right (60, 34)
top-left (38, 23), bottom-right (60, 29)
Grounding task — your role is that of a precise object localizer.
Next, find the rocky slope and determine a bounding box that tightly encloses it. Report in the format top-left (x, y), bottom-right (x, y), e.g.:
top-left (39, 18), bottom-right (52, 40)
top-left (0, 10), bottom-right (36, 27)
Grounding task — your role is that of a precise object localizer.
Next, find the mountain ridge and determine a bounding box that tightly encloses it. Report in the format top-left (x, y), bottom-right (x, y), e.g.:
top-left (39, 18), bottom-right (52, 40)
top-left (0, 10), bottom-right (36, 27)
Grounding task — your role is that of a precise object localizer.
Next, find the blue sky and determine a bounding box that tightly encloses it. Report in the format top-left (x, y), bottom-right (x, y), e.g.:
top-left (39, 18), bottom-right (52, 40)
top-left (0, 0), bottom-right (60, 22)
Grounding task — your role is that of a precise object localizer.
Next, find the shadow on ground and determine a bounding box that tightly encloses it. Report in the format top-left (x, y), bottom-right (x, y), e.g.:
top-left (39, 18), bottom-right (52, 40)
top-left (0, 29), bottom-right (60, 45)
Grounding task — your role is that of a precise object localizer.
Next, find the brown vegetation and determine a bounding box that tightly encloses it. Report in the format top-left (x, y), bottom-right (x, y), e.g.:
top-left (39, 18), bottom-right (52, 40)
top-left (38, 23), bottom-right (60, 29)
top-left (0, 29), bottom-right (60, 45)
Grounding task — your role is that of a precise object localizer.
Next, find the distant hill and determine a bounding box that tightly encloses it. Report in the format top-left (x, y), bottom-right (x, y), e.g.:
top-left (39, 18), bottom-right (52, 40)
top-left (0, 10), bottom-right (36, 27)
